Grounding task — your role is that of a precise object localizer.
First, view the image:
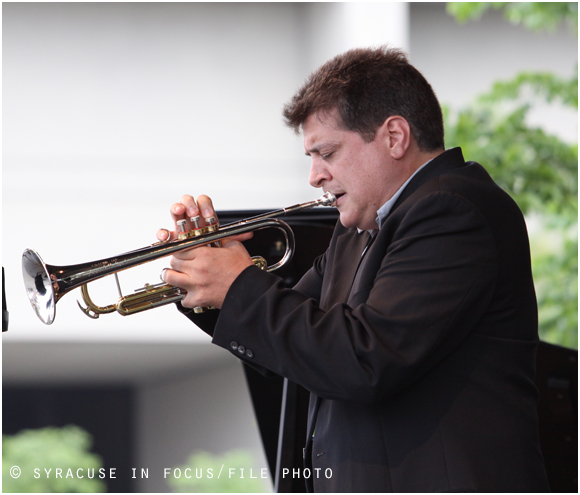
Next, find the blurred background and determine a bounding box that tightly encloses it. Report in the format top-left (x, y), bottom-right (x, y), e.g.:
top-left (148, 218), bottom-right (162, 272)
top-left (3, 2), bottom-right (577, 492)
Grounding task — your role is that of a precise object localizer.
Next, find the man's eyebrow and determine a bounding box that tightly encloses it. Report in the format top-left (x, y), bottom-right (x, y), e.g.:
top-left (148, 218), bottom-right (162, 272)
top-left (304, 142), bottom-right (334, 156)
top-left (304, 145), bottom-right (319, 156)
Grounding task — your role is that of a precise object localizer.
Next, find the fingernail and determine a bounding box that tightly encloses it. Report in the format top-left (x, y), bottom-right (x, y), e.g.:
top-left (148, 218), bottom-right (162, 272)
top-left (203, 208), bottom-right (213, 219)
top-left (188, 206), bottom-right (198, 217)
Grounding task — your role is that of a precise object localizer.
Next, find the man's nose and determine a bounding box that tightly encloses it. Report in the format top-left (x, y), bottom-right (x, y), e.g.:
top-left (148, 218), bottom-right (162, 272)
top-left (309, 159), bottom-right (331, 188)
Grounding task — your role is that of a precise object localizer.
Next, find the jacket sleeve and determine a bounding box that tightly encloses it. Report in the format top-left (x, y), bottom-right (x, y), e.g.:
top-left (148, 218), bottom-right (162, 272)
top-left (211, 192), bottom-right (499, 403)
top-left (176, 250), bottom-right (328, 377)
top-left (176, 302), bottom-right (219, 337)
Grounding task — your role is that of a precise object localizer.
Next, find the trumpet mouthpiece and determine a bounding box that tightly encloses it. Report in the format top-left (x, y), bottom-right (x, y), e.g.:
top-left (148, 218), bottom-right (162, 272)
top-left (320, 192), bottom-right (336, 206)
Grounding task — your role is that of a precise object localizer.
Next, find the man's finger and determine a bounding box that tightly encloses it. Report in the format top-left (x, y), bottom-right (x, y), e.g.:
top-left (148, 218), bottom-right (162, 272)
top-left (220, 232), bottom-right (254, 245)
top-left (196, 195), bottom-right (218, 224)
top-left (180, 194), bottom-right (200, 222)
top-left (161, 267), bottom-right (190, 288)
top-left (156, 228), bottom-right (175, 242)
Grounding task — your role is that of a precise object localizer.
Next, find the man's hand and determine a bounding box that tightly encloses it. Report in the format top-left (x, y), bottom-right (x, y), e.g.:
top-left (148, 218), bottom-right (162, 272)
top-left (165, 239), bottom-right (254, 309)
top-left (157, 194), bottom-right (254, 309)
top-left (156, 194), bottom-right (217, 242)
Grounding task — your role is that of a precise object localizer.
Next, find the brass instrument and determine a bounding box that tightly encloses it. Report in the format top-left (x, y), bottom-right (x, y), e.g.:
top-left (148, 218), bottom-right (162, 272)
top-left (22, 192), bottom-right (336, 325)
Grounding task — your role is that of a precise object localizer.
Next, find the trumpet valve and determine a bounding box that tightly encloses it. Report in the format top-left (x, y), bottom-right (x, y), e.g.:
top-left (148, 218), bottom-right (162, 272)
top-left (204, 216), bottom-right (219, 233)
top-left (191, 215), bottom-right (201, 229)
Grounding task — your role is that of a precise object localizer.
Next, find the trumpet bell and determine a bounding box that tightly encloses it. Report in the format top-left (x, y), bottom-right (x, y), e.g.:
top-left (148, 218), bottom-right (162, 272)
top-left (22, 249), bottom-right (56, 325)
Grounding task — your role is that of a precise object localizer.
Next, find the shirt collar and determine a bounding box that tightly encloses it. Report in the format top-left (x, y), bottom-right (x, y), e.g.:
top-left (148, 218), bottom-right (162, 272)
top-left (375, 158), bottom-right (432, 230)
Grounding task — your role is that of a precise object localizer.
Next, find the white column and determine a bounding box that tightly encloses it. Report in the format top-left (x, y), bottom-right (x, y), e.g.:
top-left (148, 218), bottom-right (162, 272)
top-left (302, 2), bottom-right (410, 73)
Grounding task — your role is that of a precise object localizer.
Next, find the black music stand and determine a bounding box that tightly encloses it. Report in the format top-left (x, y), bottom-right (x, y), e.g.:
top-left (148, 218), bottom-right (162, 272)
top-left (3, 267), bottom-right (8, 332)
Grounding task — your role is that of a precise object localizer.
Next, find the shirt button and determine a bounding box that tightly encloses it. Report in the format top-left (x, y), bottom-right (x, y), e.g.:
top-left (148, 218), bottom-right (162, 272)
top-left (238, 345), bottom-right (245, 354)
top-left (245, 349), bottom-right (254, 358)
top-left (230, 341), bottom-right (238, 351)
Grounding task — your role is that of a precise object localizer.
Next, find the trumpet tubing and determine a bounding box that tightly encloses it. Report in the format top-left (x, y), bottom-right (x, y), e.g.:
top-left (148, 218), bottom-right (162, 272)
top-left (22, 192), bottom-right (336, 325)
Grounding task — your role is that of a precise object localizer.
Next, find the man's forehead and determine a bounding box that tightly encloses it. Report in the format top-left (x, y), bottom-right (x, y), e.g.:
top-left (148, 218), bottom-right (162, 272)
top-left (302, 109), bottom-right (344, 146)
top-left (303, 108), bottom-right (342, 131)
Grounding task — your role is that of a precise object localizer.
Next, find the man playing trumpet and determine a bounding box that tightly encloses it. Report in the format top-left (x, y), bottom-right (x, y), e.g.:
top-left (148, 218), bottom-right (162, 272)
top-left (157, 47), bottom-right (549, 493)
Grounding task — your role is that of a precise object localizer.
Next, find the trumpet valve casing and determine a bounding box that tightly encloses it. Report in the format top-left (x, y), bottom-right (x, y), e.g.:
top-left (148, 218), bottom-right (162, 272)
top-left (177, 223), bottom-right (219, 241)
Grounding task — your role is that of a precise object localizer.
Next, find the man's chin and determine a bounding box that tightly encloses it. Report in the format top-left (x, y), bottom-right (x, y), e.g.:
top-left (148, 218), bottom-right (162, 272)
top-left (338, 212), bottom-right (358, 230)
top-left (339, 212), bottom-right (377, 231)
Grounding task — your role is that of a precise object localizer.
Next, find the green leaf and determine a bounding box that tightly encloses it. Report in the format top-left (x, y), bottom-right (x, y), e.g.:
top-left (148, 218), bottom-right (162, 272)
top-left (2, 425), bottom-right (106, 493)
top-left (447, 2), bottom-right (578, 37)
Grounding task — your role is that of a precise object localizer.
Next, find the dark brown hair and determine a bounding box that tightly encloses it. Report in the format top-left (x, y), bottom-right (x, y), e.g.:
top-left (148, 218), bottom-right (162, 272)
top-left (283, 46), bottom-right (444, 151)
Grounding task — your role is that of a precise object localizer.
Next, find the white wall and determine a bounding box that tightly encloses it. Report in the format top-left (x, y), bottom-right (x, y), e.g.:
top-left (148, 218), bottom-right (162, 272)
top-left (3, 2), bottom-right (308, 342)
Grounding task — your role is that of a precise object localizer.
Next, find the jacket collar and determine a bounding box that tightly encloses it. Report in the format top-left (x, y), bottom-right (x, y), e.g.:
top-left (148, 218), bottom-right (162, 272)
top-left (389, 147), bottom-right (466, 215)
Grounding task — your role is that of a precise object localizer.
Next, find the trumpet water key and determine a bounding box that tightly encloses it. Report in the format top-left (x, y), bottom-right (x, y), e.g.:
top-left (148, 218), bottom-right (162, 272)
top-left (22, 192), bottom-right (336, 325)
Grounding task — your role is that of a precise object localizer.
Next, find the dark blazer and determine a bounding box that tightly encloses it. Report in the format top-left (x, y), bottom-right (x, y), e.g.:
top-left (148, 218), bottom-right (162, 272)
top-left (184, 148), bottom-right (549, 492)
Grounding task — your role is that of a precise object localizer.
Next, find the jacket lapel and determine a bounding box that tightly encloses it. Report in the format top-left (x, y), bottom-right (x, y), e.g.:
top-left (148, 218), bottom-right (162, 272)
top-left (320, 229), bottom-right (370, 311)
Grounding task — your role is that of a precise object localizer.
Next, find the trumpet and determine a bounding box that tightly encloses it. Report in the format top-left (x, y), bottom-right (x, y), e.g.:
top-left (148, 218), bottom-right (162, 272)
top-left (22, 192), bottom-right (336, 325)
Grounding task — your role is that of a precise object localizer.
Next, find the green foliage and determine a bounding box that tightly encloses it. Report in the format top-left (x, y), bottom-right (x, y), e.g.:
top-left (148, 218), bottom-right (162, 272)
top-left (483, 71), bottom-right (578, 109)
top-left (2, 425), bottom-right (106, 493)
top-left (444, 2), bottom-right (578, 349)
top-left (447, 2), bottom-right (578, 36)
top-left (443, 86), bottom-right (578, 219)
top-left (530, 216), bottom-right (578, 348)
top-left (167, 450), bottom-right (270, 493)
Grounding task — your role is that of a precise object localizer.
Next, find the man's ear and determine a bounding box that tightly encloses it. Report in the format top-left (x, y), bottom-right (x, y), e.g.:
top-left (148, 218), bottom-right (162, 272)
top-left (377, 116), bottom-right (411, 160)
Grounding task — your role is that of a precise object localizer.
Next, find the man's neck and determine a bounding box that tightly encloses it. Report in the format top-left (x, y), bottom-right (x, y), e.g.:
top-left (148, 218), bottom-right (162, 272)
top-left (406, 148), bottom-right (444, 176)
top-left (373, 148), bottom-right (445, 230)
